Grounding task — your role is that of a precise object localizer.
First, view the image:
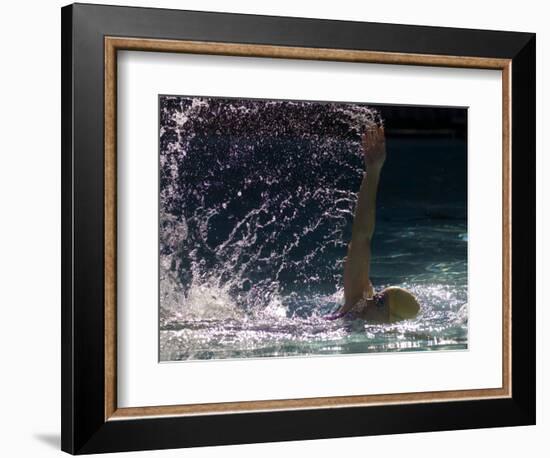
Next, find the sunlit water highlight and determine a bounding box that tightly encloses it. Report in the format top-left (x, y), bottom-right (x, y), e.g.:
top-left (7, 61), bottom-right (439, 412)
top-left (159, 96), bottom-right (468, 361)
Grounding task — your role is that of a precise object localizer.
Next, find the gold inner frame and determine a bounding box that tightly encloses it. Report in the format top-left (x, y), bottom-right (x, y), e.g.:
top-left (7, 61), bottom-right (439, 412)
top-left (104, 37), bottom-right (512, 421)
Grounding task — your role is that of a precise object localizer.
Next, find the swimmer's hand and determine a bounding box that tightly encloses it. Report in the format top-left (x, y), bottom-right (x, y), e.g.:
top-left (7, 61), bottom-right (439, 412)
top-left (361, 125), bottom-right (386, 170)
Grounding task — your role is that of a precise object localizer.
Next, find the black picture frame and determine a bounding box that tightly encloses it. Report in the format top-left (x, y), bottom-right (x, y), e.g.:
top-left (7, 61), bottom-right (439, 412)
top-left (61, 3), bottom-right (535, 454)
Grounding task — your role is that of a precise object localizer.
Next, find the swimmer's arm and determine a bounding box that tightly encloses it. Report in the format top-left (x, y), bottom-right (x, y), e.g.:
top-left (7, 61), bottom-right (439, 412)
top-left (351, 165), bottom-right (382, 242)
top-left (338, 168), bottom-right (381, 314)
top-left (338, 127), bottom-right (386, 315)
top-left (353, 126), bottom-right (386, 241)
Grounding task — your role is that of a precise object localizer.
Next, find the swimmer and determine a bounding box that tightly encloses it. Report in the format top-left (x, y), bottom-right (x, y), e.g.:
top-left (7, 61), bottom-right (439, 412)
top-left (325, 125), bottom-right (420, 323)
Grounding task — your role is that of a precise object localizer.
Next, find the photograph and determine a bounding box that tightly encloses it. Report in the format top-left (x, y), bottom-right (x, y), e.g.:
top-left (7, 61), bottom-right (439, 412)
top-left (159, 95), bottom-right (468, 361)
top-left (54, 2), bottom-right (535, 454)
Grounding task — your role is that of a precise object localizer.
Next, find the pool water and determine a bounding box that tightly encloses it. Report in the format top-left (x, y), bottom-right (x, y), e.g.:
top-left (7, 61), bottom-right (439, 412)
top-left (160, 218), bottom-right (467, 361)
top-left (159, 97), bottom-right (468, 361)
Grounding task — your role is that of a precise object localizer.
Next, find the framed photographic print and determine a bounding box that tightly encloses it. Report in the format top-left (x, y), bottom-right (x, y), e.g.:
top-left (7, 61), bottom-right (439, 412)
top-left (61, 3), bottom-right (536, 454)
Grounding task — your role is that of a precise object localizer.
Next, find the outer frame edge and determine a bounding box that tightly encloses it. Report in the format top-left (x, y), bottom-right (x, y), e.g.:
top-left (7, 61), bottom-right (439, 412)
top-left (77, 398), bottom-right (532, 454)
top-left (509, 33), bottom-right (536, 425)
top-left (61, 3), bottom-right (75, 455)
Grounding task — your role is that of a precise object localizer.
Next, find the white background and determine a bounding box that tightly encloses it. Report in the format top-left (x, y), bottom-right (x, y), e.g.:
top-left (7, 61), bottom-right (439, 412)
top-left (0, 0), bottom-right (545, 457)
top-left (118, 52), bottom-right (502, 407)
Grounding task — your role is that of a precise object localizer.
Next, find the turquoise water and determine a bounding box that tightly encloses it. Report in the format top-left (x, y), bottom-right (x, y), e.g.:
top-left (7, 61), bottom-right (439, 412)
top-left (159, 97), bottom-right (468, 361)
top-left (160, 218), bottom-right (468, 361)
